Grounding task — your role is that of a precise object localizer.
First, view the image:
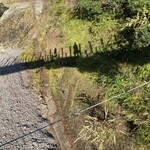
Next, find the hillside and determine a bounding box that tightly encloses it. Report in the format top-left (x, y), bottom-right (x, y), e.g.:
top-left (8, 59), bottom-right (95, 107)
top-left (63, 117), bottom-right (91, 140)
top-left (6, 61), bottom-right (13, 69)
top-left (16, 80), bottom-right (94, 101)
top-left (0, 0), bottom-right (150, 150)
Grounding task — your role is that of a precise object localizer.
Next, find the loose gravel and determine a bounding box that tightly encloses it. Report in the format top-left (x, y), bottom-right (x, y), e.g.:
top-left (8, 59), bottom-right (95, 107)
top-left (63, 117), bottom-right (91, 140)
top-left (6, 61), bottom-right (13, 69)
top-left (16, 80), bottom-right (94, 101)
top-left (0, 49), bottom-right (57, 150)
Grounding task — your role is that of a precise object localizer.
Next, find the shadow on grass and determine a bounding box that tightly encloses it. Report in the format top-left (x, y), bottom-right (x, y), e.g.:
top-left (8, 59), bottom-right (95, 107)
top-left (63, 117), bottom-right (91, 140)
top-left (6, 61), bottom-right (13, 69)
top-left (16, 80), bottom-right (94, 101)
top-left (0, 46), bottom-right (149, 76)
top-left (76, 47), bottom-right (150, 76)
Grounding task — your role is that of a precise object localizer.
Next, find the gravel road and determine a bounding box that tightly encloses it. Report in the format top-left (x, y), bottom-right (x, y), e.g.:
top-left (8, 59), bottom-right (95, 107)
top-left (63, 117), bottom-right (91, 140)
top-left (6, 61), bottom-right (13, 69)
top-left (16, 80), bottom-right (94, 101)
top-left (0, 49), bottom-right (57, 150)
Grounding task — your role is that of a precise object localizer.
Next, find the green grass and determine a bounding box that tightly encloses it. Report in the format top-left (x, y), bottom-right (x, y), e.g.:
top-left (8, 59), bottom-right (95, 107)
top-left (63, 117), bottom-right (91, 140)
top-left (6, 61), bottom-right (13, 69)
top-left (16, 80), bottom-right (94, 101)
top-left (62, 19), bottom-right (92, 49)
top-left (14, 1), bottom-right (150, 149)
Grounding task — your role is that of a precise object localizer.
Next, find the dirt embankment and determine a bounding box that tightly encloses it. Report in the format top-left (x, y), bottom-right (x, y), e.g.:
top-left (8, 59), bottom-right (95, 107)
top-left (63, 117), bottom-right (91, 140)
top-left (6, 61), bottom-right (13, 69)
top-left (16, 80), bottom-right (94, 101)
top-left (39, 68), bottom-right (75, 150)
top-left (39, 67), bottom-right (100, 150)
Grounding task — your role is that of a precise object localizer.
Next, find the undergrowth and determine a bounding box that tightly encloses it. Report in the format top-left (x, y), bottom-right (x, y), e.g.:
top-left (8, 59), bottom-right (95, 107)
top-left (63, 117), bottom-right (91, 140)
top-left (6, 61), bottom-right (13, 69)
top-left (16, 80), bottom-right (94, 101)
top-left (8, 0), bottom-right (149, 149)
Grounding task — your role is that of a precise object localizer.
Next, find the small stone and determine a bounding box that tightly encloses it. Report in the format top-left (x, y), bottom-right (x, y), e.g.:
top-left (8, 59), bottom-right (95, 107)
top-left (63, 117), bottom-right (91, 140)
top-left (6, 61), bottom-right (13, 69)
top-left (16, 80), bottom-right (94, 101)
top-left (143, 112), bottom-right (149, 116)
top-left (41, 104), bottom-right (48, 119)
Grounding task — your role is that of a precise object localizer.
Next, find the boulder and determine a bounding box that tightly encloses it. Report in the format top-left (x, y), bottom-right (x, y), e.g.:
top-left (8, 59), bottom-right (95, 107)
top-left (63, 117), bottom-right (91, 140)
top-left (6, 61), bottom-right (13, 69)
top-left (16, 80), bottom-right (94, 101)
top-left (0, 3), bottom-right (9, 17)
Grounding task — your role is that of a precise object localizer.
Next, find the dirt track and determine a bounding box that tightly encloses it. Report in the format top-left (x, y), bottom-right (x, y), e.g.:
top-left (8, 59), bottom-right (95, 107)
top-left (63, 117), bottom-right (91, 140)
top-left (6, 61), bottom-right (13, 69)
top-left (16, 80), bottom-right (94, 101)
top-left (0, 49), bottom-right (57, 150)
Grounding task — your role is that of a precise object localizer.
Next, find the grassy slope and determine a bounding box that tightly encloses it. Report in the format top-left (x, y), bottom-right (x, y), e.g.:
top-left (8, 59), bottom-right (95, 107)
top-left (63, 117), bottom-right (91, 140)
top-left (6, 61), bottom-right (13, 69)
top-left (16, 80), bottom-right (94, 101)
top-left (3, 0), bottom-right (149, 149)
top-left (43, 1), bottom-right (150, 150)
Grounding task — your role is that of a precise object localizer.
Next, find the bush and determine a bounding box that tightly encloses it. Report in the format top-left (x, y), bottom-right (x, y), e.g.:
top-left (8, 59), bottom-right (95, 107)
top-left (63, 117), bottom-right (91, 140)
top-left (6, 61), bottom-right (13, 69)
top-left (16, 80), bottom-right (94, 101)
top-left (62, 19), bottom-right (91, 48)
top-left (116, 7), bottom-right (150, 50)
top-left (73, 0), bottom-right (103, 21)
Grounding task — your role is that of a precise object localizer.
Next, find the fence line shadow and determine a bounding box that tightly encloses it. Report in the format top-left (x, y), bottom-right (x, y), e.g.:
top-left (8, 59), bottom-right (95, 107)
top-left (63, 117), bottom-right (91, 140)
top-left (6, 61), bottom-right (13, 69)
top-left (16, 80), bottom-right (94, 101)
top-left (0, 42), bottom-right (149, 76)
top-left (0, 56), bottom-right (79, 75)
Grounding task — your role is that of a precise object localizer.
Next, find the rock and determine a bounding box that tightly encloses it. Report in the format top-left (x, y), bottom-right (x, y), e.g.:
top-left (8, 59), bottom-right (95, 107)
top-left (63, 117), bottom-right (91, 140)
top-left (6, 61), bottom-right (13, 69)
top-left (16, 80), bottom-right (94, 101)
top-left (0, 3), bottom-right (9, 17)
top-left (34, 0), bottom-right (44, 16)
top-left (0, 3), bottom-right (29, 24)
top-left (41, 104), bottom-right (48, 119)
top-left (143, 112), bottom-right (149, 116)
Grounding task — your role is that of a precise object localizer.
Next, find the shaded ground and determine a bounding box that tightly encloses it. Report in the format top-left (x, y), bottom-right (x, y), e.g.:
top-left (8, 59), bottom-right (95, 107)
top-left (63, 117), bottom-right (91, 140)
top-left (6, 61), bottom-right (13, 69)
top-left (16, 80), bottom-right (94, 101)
top-left (0, 49), bottom-right (57, 150)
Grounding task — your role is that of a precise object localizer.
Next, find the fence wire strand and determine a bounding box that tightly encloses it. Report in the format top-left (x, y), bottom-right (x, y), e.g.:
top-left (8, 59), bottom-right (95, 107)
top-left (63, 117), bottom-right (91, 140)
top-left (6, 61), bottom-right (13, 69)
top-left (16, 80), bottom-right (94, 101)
top-left (0, 81), bottom-right (149, 148)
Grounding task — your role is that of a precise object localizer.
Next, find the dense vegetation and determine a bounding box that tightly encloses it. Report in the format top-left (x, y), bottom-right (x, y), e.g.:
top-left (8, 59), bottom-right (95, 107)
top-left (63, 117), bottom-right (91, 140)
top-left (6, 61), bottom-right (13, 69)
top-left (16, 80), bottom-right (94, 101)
top-left (63, 0), bottom-right (150, 149)
top-left (3, 0), bottom-right (149, 149)
top-left (22, 0), bottom-right (149, 149)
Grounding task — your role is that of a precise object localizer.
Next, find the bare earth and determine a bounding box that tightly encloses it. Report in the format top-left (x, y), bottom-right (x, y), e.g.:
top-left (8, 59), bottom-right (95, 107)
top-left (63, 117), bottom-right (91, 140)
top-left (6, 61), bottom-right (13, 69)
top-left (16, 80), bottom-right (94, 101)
top-left (0, 49), bottom-right (57, 150)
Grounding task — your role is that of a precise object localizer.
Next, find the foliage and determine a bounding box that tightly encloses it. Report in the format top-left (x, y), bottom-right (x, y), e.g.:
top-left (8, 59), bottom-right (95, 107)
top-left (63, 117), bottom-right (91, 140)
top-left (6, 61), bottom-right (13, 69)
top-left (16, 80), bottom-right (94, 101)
top-left (73, 0), bottom-right (150, 50)
top-left (128, 0), bottom-right (150, 14)
top-left (73, 0), bottom-right (103, 21)
top-left (93, 62), bottom-right (150, 149)
top-left (14, 0), bottom-right (150, 149)
top-left (75, 115), bottom-right (129, 150)
top-left (75, 116), bottom-right (115, 150)
top-left (62, 19), bottom-right (91, 48)
top-left (134, 124), bottom-right (150, 149)
top-left (73, 0), bottom-right (150, 20)
top-left (116, 7), bottom-right (150, 50)
top-left (90, 19), bottom-right (118, 46)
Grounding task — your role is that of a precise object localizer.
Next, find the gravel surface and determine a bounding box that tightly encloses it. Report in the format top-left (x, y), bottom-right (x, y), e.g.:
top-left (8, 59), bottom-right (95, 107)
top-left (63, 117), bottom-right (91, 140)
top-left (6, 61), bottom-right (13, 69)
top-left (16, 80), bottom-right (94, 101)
top-left (0, 49), bottom-right (57, 150)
